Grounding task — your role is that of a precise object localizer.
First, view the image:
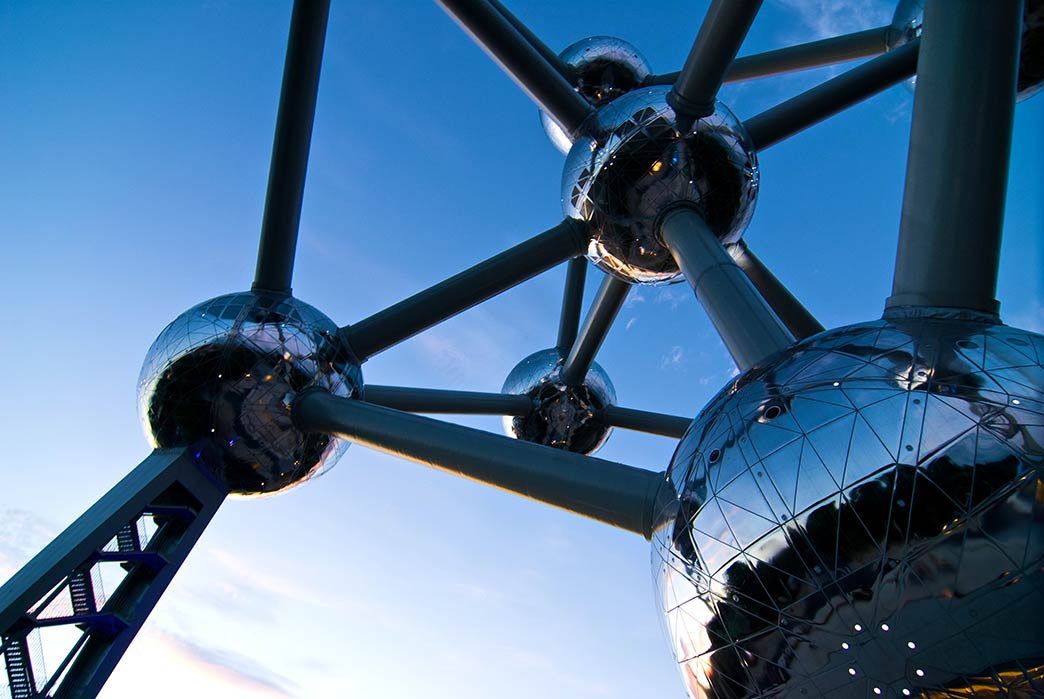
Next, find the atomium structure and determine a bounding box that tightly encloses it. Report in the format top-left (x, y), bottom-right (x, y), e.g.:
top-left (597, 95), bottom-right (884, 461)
top-left (1, 1), bottom-right (1042, 698)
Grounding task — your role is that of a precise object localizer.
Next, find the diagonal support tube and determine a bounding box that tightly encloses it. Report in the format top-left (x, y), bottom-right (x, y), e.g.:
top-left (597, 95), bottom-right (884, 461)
top-left (556, 257), bottom-right (588, 354)
top-left (728, 240), bottom-right (824, 340)
top-left (668, 0), bottom-right (763, 129)
top-left (293, 391), bottom-right (664, 538)
top-left (744, 39), bottom-right (919, 151)
top-left (363, 385), bottom-right (534, 416)
top-left (559, 275), bottom-right (630, 387)
top-left (341, 219), bottom-right (587, 360)
top-left (660, 208), bottom-right (794, 371)
top-left (886, 0), bottom-right (1020, 317)
top-left (600, 405), bottom-right (691, 440)
top-left (647, 25), bottom-right (889, 86)
top-left (252, 0), bottom-right (330, 293)
top-left (487, 0), bottom-right (575, 82)
top-left (437, 0), bottom-right (594, 138)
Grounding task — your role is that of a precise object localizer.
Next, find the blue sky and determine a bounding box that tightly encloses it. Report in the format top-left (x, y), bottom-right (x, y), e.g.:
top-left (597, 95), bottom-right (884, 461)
top-left (0, 1), bottom-right (1041, 697)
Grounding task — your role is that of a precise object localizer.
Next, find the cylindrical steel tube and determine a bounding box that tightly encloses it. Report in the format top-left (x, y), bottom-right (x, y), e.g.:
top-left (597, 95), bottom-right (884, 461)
top-left (886, 0), bottom-right (1020, 316)
top-left (660, 208), bottom-right (794, 370)
top-left (294, 391), bottom-right (664, 538)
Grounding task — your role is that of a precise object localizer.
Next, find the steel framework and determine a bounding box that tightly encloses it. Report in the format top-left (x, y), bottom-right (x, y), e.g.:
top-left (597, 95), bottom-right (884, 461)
top-left (1, 0), bottom-right (1039, 697)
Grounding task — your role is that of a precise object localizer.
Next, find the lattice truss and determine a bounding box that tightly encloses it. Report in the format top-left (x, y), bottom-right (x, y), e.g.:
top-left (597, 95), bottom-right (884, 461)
top-left (2, 1), bottom-right (1043, 698)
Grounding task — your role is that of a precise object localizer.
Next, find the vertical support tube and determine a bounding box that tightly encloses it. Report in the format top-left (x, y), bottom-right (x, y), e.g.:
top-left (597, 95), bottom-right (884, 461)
top-left (556, 257), bottom-right (588, 354)
top-left (559, 275), bottom-right (630, 386)
top-left (660, 208), bottom-right (794, 371)
top-left (886, 0), bottom-right (1021, 316)
top-left (252, 0), bottom-right (331, 293)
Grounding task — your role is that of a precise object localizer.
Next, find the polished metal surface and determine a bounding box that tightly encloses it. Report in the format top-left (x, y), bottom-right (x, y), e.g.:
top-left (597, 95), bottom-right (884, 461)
top-left (501, 347), bottom-right (616, 455)
top-left (138, 291), bottom-right (362, 496)
top-left (889, 0), bottom-right (1044, 101)
top-left (562, 85), bottom-right (758, 285)
top-left (652, 315), bottom-right (1044, 697)
top-left (540, 36), bottom-right (652, 153)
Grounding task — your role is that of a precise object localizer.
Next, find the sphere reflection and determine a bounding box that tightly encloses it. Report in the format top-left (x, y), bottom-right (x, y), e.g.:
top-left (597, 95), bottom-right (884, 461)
top-left (138, 291), bottom-right (362, 496)
top-left (541, 36), bottom-right (652, 154)
top-left (889, 0), bottom-right (1044, 100)
top-left (562, 86), bottom-right (758, 285)
top-left (653, 315), bottom-right (1044, 698)
top-left (501, 348), bottom-right (616, 455)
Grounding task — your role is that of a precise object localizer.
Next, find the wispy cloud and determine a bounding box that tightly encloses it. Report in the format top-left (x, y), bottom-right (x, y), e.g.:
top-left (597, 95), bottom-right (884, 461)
top-left (661, 345), bottom-right (686, 369)
top-left (772, 0), bottom-right (893, 41)
top-left (141, 629), bottom-right (296, 698)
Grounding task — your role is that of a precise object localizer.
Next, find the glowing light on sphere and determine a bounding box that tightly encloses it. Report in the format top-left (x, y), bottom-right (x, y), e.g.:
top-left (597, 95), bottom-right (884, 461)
top-left (501, 348), bottom-right (616, 455)
top-left (889, 0), bottom-right (1044, 100)
top-left (540, 36), bottom-right (652, 154)
top-left (563, 86), bottom-right (758, 285)
top-left (652, 314), bottom-right (1044, 698)
top-left (138, 291), bottom-right (362, 496)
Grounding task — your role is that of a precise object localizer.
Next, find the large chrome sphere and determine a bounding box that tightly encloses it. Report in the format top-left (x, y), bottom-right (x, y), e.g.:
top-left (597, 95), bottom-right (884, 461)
top-left (501, 348), bottom-right (616, 455)
top-left (563, 86), bottom-right (758, 285)
top-left (540, 36), bottom-right (652, 154)
top-left (652, 314), bottom-right (1044, 698)
top-left (889, 0), bottom-right (1044, 101)
top-left (138, 291), bottom-right (362, 496)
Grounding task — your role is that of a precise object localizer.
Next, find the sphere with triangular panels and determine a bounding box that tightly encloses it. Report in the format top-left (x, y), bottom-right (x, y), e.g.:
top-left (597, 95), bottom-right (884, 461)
top-left (540, 36), bottom-right (652, 154)
top-left (652, 315), bottom-right (1044, 698)
top-left (501, 348), bottom-right (616, 455)
top-left (562, 85), bottom-right (758, 285)
top-left (138, 291), bottom-right (362, 496)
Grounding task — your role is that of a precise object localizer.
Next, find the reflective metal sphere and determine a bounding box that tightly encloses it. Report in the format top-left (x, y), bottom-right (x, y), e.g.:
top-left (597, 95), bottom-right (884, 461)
top-left (652, 314), bottom-right (1044, 698)
top-left (540, 36), bottom-right (652, 154)
top-left (889, 0), bottom-right (1044, 100)
top-left (138, 291), bottom-right (362, 496)
top-left (501, 348), bottom-right (616, 455)
top-left (562, 86), bottom-right (759, 285)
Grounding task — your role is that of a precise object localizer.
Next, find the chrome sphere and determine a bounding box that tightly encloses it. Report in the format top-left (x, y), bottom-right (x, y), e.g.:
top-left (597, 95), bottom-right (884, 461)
top-left (540, 36), bottom-right (652, 154)
top-left (562, 86), bottom-right (758, 285)
top-left (652, 314), bottom-right (1044, 698)
top-left (889, 0), bottom-right (1044, 100)
top-left (138, 291), bottom-right (362, 496)
top-left (501, 348), bottom-right (616, 455)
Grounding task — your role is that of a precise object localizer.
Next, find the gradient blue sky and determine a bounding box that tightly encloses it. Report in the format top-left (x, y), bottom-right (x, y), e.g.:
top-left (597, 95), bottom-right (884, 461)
top-left (1, 1), bottom-right (1041, 697)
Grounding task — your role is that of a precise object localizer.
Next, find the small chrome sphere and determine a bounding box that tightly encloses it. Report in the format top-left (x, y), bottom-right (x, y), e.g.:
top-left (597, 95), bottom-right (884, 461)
top-left (501, 348), bottom-right (616, 455)
top-left (889, 0), bottom-right (1044, 100)
top-left (540, 36), bottom-right (652, 154)
top-left (138, 291), bottom-right (362, 496)
top-left (652, 314), bottom-right (1044, 698)
top-left (562, 86), bottom-right (759, 285)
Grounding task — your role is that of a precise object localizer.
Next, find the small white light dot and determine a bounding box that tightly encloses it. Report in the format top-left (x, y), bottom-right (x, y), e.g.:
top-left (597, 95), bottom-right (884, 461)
top-left (916, 669), bottom-right (925, 677)
top-left (841, 642), bottom-right (850, 650)
top-left (907, 641), bottom-right (916, 649)
top-left (832, 381), bottom-right (840, 387)
top-left (854, 624), bottom-right (863, 632)
top-left (1012, 398), bottom-right (1021, 405)
top-left (873, 689), bottom-right (882, 696)
top-left (881, 623), bottom-right (890, 631)
top-left (848, 668), bottom-right (856, 676)
top-left (903, 690), bottom-right (911, 696)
